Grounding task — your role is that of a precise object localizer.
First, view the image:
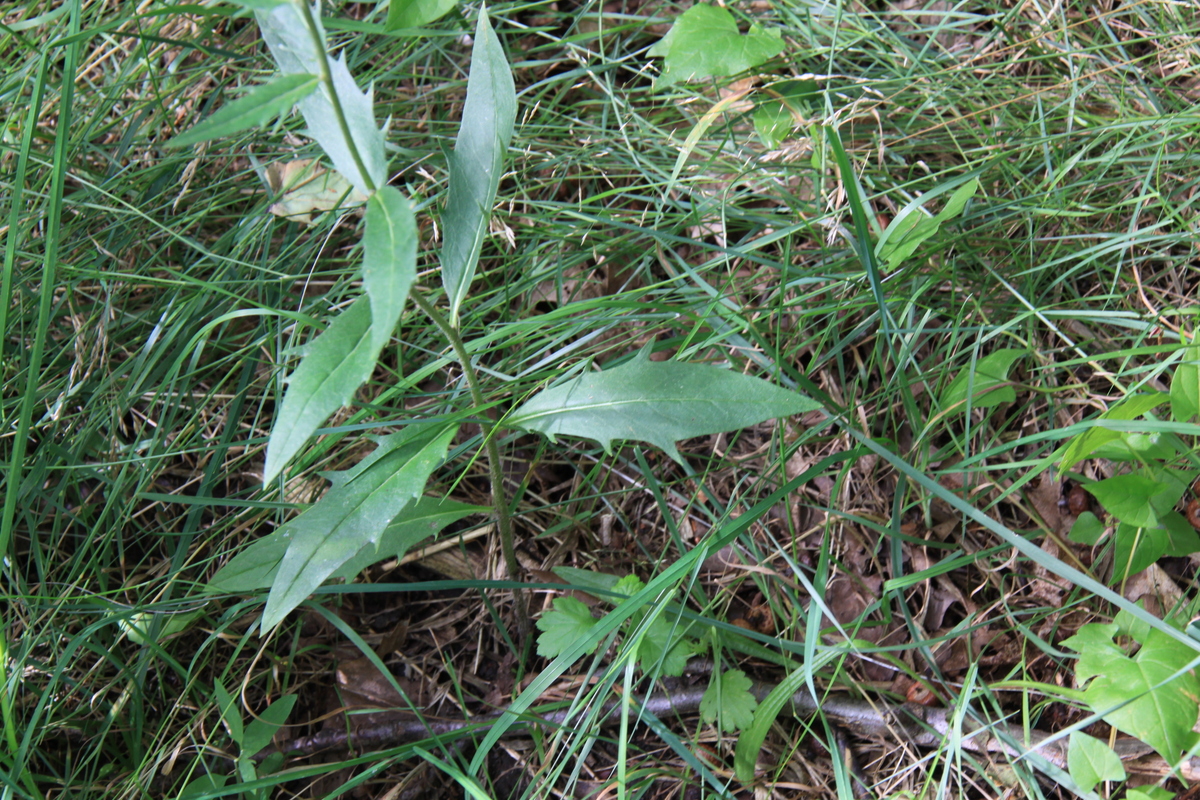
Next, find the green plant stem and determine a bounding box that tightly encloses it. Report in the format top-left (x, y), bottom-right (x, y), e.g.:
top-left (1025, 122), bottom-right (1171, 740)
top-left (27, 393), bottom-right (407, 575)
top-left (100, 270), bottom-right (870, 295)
top-left (294, 0), bottom-right (376, 195)
top-left (407, 290), bottom-right (531, 650)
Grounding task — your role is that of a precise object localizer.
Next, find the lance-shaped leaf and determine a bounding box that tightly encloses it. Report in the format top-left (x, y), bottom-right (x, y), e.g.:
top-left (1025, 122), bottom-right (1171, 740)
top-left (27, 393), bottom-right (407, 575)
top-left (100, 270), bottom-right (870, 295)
top-left (256, 2), bottom-right (385, 194)
top-left (508, 346), bottom-right (822, 463)
top-left (209, 496), bottom-right (482, 592)
top-left (363, 186), bottom-right (417, 356)
top-left (166, 73), bottom-right (318, 148)
top-left (387, 0), bottom-right (457, 29)
top-left (260, 423), bottom-right (459, 631)
top-left (440, 9), bottom-right (516, 326)
top-left (264, 295), bottom-right (375, 484)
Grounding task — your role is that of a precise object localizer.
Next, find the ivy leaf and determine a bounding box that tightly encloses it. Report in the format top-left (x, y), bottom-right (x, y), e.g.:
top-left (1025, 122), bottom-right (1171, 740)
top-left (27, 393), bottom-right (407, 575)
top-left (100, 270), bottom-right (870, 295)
top-left (167, 73), bottom-right (318, 148)
top-left (508, 345), bottom-right (821, 464)
top-left (1063, 624), bottom-right (1200, 764)
top-left (648, 4), bottom-right (784, 88)
top-left (1067, 732), bottom-right (1125, 793)
top-left (939, 347), bottom-right (1024, 411)
top-left (260, 424), bottom-right (458, 631)
top-left (440, 8), bottom-right (516, 326)
top-left (1058, 393), bottom-right (1169, 476)
top-left (700, 669), bottom-right (758, 732)
top-left (536, 597), bottom-right (600, 658)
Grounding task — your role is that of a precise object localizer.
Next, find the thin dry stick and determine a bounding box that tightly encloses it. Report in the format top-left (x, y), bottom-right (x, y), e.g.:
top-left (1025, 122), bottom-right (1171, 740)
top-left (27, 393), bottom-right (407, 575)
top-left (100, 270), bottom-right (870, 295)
top-left (261, 682), bottom-right (1200, 782)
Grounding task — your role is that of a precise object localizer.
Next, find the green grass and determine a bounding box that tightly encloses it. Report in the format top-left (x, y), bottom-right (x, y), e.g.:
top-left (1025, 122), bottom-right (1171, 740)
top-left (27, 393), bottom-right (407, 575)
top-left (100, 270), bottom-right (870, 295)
top-left (4, 0), bottom-right (1200, 798)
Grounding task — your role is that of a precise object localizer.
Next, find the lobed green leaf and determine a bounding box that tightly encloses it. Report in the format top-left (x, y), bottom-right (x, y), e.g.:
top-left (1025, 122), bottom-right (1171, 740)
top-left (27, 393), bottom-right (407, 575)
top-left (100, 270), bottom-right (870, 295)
top-left (648, 4), bottom-right (784, 88)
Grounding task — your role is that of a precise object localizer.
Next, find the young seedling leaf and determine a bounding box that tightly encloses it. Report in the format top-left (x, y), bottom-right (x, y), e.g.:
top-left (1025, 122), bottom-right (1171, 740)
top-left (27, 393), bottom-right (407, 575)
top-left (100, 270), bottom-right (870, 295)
top-left (1111, 522), bottom-right (1169, 583)
top-left (939, 347), bottom-right (1024, 411)
top-left (1067, 511), bottom-right (1104, 546)
top-left (734, 666), bottom-right (808, 783)
top-left (213, 680), bottom-right (244, 745)
top-left (1163, 511), bottom-right (1200, 556)
top-left (700, 669), bottom-right (758, 732)
top-left (536, 597), bottom-right (600, 658)
top-left (242, 695), bottom-right (297, 756)
top-left (363, 186), bottom-right (418, 356)
top-left (1171, 344), bottom-right (1200, 422)
top-left (209, 497), bottom-right (483, 591)
top-left (508, 346), bottom-right (822, 464)
top-left (264, 295), bottom-right (375, 484)
top-left (266, 158), bottom-right (368, 225)
top-left (1063, 624), bottom-right (1200, 764)
top-left (877, 179), bottom-right (979, 270)
top-left (1067, 732), bottom-right (1125, 792)
top-left (551, 567), bottom-right (623, 596)
top-left (637, 615), bottom-right (694, 677)
top-left (440, 9), bottom-right (516, 326)
top-left (228, 0), bottom-right (293, 9)
top-left (387, 0), bottom-right (457, 29)
top-left (1086, 473), bottom-right (1177, 528)
top-left (648, 4), bottom-right (784, 88)
top-left (753, 80), bottom-right (817, 149)
top-left (256, 2), bottom-right (385, 194)
top-left (261, 424), bottom-right (458, 631)
top-left (167, 74), bottom-right (318, 148)
top-left (1127, 790), bottom-right (1175, 800)
top-left (1058, 393), bottom-right (1169, 476)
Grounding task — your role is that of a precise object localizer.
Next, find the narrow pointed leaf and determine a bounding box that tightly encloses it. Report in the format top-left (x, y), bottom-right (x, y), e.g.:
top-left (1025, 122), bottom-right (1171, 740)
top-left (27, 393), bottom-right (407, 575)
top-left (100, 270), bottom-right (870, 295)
top-left (508, 346), bottom-right (822, 463)
top-left (387, 0), bottom-right (457, 29)
top-left (261, 424), bottom-right (459, 630)
top-left (256, 2), bottom-right (385, 194)
top-left (264, 295), bottom-right (375, 484)
top-left (363, 186), bottom-right (418, 356)
top-left (1171, 344), bottom-right (1200, 422)
top-left (167, 74), bottom-right (318, 148)
top-left (1058, 392), bottom-right (1169, 477)
top-left (440, 9), bottom-right (516, 325)
top-left (208, 496), bottom-right (482, 592)
top-left (939, 348), bottom-right (1025, 411)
